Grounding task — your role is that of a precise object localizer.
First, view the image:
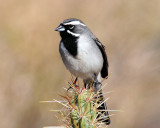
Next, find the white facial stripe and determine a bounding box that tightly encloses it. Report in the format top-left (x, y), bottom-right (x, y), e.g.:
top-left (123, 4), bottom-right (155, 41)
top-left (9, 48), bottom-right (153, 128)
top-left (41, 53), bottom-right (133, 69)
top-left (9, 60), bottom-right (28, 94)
top-left (67, 30), bottom-right (80, 37)
top-left (64, 21), bottom-right (86, 26)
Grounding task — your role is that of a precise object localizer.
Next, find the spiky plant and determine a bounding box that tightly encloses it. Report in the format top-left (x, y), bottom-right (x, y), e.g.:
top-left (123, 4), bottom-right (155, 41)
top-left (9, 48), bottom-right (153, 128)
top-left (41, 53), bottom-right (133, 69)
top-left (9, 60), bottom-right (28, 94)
top-left (56, 78), bottom-right (110, 128)
top-left (41, 76), bottom-right (120, 128)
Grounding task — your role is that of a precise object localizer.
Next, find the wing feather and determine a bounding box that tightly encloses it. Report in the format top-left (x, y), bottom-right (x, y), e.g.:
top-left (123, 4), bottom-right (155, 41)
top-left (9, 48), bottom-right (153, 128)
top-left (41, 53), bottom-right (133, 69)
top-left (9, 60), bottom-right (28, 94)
top-left (94, 38), bottom-right (109, 78)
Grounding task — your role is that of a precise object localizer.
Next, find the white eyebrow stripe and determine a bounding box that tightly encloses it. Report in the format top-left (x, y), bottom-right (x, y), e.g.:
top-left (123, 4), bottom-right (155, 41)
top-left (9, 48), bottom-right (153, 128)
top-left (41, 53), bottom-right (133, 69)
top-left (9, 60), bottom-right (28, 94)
top-left (67, 30), bottom-right (80, 37)
top-left (64, 21), bottom-right (86, 26)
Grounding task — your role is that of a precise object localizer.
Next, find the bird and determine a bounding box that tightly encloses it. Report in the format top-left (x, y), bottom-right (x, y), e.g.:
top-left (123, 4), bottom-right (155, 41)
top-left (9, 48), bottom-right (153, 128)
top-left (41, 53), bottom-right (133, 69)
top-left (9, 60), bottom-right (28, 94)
top-left (55, 18), bottom-right (110, 125)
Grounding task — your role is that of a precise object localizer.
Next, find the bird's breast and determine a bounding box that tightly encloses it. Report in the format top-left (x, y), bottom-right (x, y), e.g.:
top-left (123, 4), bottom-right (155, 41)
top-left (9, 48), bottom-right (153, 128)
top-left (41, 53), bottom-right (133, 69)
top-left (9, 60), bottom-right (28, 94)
top-left (59, 36), bottom-right (103, 80)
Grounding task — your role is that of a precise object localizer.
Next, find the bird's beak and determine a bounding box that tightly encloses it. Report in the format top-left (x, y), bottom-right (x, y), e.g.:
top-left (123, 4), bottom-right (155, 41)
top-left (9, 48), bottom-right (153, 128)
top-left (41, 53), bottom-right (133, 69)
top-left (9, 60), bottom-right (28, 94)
top-left (55, 24), bottom-right (65, 31)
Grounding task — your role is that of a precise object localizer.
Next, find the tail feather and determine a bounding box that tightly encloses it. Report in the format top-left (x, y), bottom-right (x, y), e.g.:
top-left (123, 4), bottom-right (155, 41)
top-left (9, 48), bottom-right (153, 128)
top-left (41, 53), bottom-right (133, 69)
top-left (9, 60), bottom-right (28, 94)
top-left (96, 89), bottom-right (111, 125)
top-left (95, 82), bottom-right (111, 125)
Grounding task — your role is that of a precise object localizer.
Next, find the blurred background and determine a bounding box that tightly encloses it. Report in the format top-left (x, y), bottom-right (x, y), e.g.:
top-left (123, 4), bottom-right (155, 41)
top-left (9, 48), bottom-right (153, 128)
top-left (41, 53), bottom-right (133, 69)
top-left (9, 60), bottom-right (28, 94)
top-left (0, 0), bottom-right (160, 128)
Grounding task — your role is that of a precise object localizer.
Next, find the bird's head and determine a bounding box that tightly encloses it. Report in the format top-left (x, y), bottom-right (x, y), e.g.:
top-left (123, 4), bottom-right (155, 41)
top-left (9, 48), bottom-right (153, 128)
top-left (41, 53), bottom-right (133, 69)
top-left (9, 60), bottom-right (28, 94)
top-left (55, 18), bottom-right (88, 38)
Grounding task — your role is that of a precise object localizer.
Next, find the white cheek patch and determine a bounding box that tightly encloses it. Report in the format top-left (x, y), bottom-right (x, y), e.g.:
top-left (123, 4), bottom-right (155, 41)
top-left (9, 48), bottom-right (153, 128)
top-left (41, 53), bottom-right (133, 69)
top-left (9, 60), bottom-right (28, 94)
top-left (67, 30), bottom-right (80, 37)
top-left (64, 21), bottom-right (86, 26)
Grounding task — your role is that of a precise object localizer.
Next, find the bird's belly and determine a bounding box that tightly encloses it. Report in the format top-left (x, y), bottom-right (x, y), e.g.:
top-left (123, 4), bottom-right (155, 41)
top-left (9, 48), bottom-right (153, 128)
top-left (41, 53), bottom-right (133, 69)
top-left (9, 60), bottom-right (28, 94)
top-left (64, 55), bottom-right (102, 79)
top-left (59, 41), bottom-right (103, 80)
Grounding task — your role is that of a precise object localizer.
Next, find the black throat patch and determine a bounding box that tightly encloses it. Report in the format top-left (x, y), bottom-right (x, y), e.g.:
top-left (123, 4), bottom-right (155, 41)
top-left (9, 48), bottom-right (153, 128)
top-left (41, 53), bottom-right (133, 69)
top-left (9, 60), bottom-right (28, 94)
top-left (60, 31), bottom-right (78, 57)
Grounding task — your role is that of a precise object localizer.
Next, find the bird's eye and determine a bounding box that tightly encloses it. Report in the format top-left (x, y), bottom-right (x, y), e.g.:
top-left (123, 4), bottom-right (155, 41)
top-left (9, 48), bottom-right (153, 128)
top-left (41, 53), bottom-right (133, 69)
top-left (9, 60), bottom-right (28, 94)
top-left (69, 25), bottom-right (74, 29)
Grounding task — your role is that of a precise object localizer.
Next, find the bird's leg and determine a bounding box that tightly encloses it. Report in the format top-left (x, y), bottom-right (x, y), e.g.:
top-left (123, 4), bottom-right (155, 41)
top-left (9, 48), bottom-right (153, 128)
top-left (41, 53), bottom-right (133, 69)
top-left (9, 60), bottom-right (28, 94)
top-left (84, 83), bottom-right (87, 89)
top-left (73, 77), bottom-right (78, 84)
top-left (73, 77), bottom-right (78, 88)
top-left (83, 80), bottom-right (87, 89)
top-left (83, 79), bottom-right (92, 89)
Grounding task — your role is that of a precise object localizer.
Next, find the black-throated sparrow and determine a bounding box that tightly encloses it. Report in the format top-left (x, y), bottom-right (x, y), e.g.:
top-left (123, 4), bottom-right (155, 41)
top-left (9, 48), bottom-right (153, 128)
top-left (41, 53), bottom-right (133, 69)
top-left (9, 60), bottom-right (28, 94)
top-left (55, 18), bottom-right (110, 125)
